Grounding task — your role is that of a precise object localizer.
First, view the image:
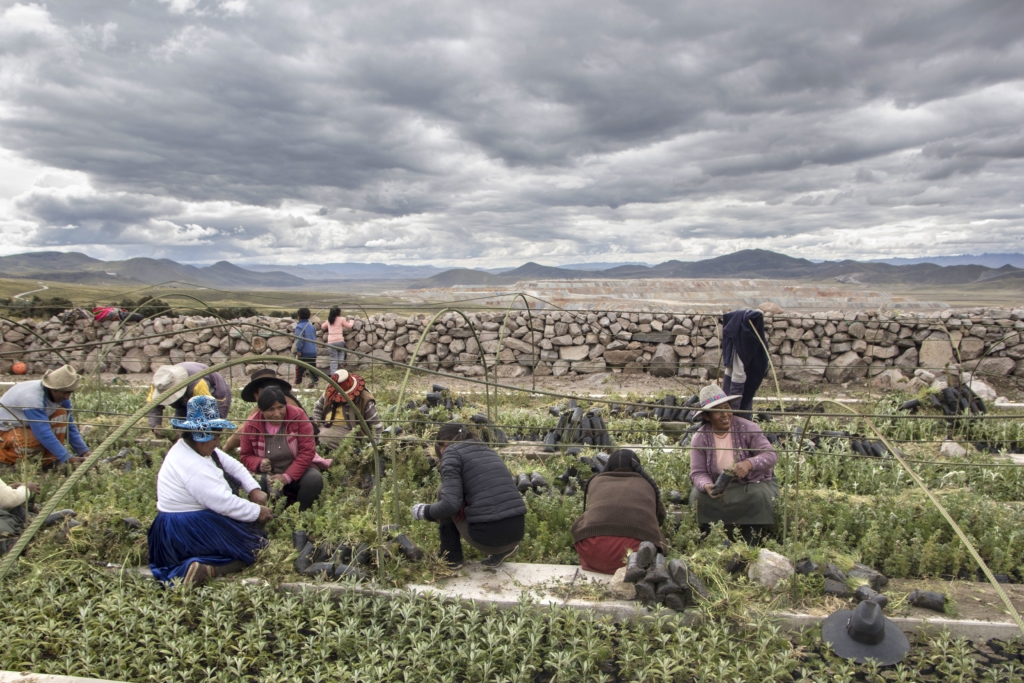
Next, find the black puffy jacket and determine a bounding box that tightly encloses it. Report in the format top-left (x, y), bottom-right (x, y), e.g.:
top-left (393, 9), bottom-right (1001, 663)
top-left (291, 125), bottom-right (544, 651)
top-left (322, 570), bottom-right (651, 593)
top-left (427, 440), bottom-right (527, 524)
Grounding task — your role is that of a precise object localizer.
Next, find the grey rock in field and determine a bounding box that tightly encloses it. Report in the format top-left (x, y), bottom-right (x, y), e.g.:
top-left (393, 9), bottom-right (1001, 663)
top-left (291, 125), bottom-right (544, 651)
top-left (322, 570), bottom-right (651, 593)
top-left (609, 567), bottom-right (637, 599)
top-left (748, 549), bottom-right (794, 590)
top-left (940, 439), bottom-right (967, 457)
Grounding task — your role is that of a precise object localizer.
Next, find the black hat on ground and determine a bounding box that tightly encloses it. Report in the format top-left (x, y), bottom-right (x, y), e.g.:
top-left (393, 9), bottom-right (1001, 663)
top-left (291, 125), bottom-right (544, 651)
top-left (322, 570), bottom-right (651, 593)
top-left (822, 600), bottom-right (909, 666)
top-left (241, 369), bottom-right (293, 403)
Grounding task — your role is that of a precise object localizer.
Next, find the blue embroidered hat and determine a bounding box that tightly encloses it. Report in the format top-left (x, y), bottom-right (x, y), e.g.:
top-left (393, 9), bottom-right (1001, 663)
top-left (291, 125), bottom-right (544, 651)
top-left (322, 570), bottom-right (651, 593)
top-left (170, 395), bottom-right (236, 442)
top-left (698, 384), bottom-right (741, 412)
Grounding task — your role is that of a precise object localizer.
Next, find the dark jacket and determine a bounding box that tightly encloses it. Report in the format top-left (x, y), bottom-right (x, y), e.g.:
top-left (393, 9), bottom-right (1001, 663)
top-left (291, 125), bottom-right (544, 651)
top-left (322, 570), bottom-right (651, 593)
top-left (572, 471), bottom-right (666, 551)
top-left (689, 416), bottom-right (777, 491)
top-left (721, 309), bottom-right (769, 411)
top-left (427, 440), bottom-right (527, 525)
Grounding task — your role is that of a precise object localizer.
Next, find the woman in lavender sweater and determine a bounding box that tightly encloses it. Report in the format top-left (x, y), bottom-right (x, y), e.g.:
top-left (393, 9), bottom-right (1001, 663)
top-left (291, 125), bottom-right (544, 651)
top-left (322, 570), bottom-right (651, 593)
top-left (689, 384), bottom-right (779, 546)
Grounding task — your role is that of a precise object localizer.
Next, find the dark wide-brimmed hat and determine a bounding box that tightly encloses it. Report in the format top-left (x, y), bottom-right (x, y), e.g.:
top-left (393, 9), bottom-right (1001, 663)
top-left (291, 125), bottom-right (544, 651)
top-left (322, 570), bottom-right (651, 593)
top-left (822, 600), bottom-right (909, 666)
top-left (241, 368), bottom-right (293, 403)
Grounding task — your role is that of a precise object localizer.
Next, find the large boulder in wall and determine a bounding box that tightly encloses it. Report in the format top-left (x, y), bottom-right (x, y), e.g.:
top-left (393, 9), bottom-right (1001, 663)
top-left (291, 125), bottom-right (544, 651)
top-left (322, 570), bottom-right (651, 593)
top-left (782, 355), bottom-right (827, 383)
top-left (649, 344), bottom-right (678, 377)
top-left (919, 340), bottom-right (954, 371)
top-left (825, 350), bottom-right (868, 382)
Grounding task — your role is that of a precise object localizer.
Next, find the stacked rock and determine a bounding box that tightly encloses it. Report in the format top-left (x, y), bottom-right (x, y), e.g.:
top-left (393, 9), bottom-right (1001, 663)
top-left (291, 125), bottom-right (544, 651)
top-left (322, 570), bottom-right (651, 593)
top-left (621, 542), bottom-right (709, 611)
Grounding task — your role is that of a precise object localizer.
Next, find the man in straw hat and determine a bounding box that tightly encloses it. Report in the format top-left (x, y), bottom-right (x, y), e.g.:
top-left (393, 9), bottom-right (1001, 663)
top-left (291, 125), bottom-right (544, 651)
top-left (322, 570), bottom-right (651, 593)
top-left (822, 600), bottom-right (909, 666)
top-left (0, 364), bottom-right (92, 466)
top-left (311, 370), bottom-right (382, 451)
top-left (147, 362), bottom-right (231, 441)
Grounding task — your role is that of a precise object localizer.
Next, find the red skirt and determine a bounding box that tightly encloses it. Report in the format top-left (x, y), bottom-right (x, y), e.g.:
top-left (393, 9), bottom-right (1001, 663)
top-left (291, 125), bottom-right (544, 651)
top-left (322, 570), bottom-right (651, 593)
top-left (574, 536), bottom-right (641, 575)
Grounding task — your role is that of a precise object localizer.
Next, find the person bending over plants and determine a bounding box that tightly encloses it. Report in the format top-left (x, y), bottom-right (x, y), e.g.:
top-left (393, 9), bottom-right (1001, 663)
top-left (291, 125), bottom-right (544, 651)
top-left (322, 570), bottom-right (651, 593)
top-left (239, 387), bottom-right (323, 512)
top-left (571, 449), bottom-right (667, 574)
top-left (410, 423), bottom-right (527, 568)
top-left (148, 396), bottom-right (272, 586)
top-left (689, 384), bottom-right (778, 547)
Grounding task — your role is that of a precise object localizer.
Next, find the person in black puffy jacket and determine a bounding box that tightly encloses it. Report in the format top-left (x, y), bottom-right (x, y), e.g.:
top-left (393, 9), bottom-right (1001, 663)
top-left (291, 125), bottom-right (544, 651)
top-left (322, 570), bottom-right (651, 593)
top-left (411, 423), bottom-right (527, 568)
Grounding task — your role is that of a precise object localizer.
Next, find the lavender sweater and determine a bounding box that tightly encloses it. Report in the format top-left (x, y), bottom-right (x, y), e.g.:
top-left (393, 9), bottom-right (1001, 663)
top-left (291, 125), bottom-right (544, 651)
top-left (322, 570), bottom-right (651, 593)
top-left (689, 416), bottom-right (778, 491)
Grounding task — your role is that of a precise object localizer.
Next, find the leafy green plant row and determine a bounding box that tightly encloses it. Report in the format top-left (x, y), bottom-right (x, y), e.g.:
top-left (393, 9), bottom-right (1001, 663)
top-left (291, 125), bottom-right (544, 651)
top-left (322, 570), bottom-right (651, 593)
top-left (3, 568), bottom-right (1022, 683)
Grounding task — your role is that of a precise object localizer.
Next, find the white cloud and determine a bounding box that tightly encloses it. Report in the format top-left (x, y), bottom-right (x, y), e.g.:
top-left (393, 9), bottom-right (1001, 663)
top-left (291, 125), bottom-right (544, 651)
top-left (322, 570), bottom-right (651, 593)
top-left (0, 0), bottom-right (1022, 267)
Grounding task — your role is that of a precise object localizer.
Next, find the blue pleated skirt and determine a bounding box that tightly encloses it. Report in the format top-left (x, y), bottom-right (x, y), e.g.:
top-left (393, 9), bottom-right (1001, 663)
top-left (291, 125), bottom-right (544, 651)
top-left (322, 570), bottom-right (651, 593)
top-left (148, 510), bottom-right (268, 584)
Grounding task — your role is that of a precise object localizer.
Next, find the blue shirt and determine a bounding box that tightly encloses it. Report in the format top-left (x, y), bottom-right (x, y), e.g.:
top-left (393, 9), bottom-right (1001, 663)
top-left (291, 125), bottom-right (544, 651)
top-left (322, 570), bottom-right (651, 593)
top-left (294, 320), bottom-right (318, 357)
top-left (0, 381), bottom-right (89, 462)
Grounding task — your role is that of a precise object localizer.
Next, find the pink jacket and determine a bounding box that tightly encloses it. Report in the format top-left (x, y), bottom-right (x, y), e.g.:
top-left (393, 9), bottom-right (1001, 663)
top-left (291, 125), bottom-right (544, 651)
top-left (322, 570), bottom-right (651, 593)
top-left (689, 416), bottom-right (777, 491)
top-left (238, 405), bottom-right (315, 484)
top-left (321, 317), bottom-right (354, 344)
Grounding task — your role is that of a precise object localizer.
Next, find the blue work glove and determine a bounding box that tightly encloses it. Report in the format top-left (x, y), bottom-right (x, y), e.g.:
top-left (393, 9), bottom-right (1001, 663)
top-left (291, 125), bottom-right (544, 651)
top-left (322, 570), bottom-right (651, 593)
top-left (411, 503), bottom-right (430, 521)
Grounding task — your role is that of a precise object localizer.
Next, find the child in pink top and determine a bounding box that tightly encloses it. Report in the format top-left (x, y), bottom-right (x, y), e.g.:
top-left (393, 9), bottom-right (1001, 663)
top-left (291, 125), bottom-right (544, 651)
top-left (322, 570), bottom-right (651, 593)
top-left (321, 307), bottom-right (354, 373)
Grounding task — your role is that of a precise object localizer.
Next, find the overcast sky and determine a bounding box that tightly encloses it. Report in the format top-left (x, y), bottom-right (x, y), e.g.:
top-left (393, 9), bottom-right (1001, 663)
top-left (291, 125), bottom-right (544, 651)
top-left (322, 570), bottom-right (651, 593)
top-left (1, 0), bottom-right (1023, 267)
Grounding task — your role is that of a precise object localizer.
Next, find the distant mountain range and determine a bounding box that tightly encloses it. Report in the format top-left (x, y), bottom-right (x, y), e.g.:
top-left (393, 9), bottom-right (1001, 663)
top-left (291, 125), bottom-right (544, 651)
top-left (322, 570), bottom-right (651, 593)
top-left (870, 253), bottom-right (1024, 269)
top-left (408, 249), bottom-right (1024, 289)
top-left (1, 249), bottom-right (1022, 291)
top-left (0, 251), bottom-right (304, 289)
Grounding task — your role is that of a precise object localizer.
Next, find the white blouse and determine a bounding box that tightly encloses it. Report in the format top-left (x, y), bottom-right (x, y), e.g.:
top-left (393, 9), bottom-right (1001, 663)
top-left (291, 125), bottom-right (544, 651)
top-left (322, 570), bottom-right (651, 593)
top-left (156, 440), bottom-right (261, 522)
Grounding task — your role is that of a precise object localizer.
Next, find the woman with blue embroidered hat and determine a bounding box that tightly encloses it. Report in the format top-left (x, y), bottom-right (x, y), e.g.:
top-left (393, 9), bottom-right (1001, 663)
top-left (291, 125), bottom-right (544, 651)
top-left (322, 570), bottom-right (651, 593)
top-left (148, 396), bottom-right (273, 586)
top-left (689, 383), bottom-right (779, 546)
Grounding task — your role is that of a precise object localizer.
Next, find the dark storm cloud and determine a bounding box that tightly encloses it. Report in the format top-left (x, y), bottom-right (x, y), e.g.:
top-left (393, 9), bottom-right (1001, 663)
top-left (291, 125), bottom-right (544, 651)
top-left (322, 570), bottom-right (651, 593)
top-left (1, 0), bottom-right (1024, 264)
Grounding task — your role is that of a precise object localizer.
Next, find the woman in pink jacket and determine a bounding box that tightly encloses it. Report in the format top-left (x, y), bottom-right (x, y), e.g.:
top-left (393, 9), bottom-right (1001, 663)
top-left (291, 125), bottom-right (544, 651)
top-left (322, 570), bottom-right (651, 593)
top-left (689, 384), bottom-right (778, 546)
top-left (321, 306), bottom-right (355, 374)
top-left (239, 387), bottom-right (322, 511)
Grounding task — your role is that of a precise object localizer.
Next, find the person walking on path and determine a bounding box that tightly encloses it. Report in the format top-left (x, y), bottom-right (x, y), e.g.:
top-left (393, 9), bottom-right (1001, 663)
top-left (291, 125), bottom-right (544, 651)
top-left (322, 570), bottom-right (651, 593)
top-left (410, 423), bottom-right (527, 569)
top-left (0, 365), bottom-right (91, 467)
top-left (147, 363), bottom-right (231, 441)
top-left (321, 307), bottom-right (354, 374)
top-left (292, 308), bottom-right (320, 388)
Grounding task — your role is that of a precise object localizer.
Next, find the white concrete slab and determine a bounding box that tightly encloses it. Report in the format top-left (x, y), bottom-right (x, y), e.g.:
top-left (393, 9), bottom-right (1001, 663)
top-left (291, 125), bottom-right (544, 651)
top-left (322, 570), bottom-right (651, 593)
top-left (0, 673), bottom-right (128, 683)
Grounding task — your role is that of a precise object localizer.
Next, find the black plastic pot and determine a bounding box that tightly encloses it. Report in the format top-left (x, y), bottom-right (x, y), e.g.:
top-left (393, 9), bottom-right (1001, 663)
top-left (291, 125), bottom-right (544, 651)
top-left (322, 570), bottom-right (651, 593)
top-left (662, 593), bottom-right (687, 611)
top-left (294, 542), bottom-right (315, 573)
top-left (624, 551), bottom-right (646, 583)
top-left (824, 578), bottom-right (853, 598)
top-left (394, 534), bottom-right (424, 561)
top-left (516, 473), bottom-right (532, 493)
top-left (710, 471), bottom-right (733, 497)
top-left (529, 472), bottom-right (548, 490)
top-left (666, 490), bottom-right (685, 505)
top-left (302, 562), bottom-right (334, 577)
top-left (633, 580), bottom-right (656, 603)
top-left (635, 542), bottom-right (657, 569)
top-left (824, 564), bottom-right (847, 582)
top-left (647, 554), bottom-right (670, 584)
top-left (908, 589), bottom-right (946, 613)
top-left (292, 529), bottom-right (308, 550)
top-left (542, 430), bottom-right (558, 452)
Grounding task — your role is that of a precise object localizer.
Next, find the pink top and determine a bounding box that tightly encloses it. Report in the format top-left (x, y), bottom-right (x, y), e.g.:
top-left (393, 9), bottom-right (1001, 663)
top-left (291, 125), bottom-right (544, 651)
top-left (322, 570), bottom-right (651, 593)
top-left (321, 317), bottom-right (354, 344)
top-left (713, 431), bottom-right (734, 473)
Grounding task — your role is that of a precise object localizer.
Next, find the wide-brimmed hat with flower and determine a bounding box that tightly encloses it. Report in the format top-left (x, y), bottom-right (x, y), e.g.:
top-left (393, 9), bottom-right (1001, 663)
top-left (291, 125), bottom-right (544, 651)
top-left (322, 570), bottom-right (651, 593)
top-left (170, 395), bottom-right (236, 442)
top-left (698, 384), bottom-right (741, 413)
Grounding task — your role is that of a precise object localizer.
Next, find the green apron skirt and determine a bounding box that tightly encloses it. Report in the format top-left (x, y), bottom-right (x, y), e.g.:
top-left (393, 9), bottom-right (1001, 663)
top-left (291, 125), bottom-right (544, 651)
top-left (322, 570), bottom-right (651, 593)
top-left (691, 478), bottom-right (779, 526)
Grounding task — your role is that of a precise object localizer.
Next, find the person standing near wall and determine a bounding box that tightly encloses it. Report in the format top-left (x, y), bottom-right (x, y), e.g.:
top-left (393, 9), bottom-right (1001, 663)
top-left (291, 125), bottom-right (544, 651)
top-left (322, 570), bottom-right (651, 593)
top-left (292, 308), bottom-right (319, 388)
top-left (321, 307), bottom-right (354, 375)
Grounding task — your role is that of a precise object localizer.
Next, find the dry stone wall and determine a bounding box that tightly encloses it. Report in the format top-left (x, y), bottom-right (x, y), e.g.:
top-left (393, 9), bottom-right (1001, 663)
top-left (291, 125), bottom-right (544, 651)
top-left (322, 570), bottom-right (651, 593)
top-left (1, 307), bottom-right (1023, 385)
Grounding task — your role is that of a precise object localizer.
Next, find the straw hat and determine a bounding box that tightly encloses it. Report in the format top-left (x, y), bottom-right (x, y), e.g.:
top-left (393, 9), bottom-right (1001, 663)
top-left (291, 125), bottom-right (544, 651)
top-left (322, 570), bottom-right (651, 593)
top-left (170, 395), bottom-right (236, 442)
top-left (822, 600), bottom-right (909, 666)
top-left (151, 364), bottom-right (190, 405)
top-left (41, 364), bottom-right (81, 392)
top-left (698, 384), bottom-right (740, 413)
